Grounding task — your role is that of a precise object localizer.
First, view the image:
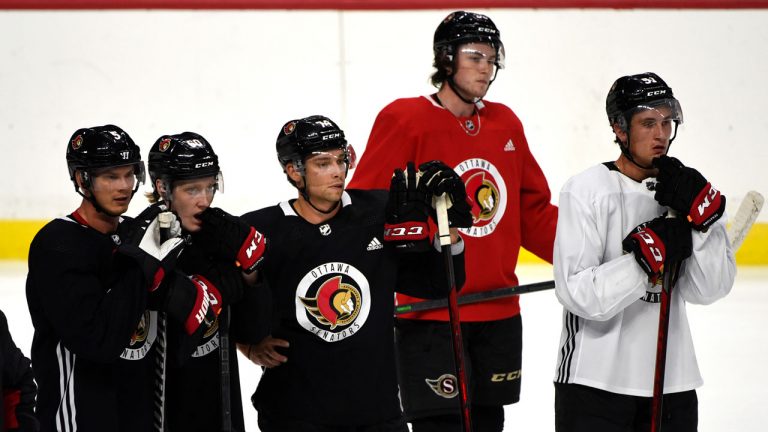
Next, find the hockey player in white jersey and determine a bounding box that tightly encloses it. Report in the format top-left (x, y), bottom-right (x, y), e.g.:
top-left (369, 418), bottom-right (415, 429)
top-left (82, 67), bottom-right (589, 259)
top-left (553, 72), bottom-right (736, 431)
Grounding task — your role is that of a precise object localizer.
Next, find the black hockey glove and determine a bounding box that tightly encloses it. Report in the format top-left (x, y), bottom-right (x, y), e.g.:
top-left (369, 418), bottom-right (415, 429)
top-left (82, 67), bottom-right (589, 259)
top-left (164, 273), bottom-right (223, 335)
top-left (622, 215), bottom-right (693, 284)
top-left (384, 162), bottom-right (433, 252)
top-left (196, 207), bottom-right (267, 274)
top-left (418, 160), bottom-right (473, 228)
top-left (116, 203), bottom-right (186, 292)
top-left (653, 155), bottom-right (726, 231)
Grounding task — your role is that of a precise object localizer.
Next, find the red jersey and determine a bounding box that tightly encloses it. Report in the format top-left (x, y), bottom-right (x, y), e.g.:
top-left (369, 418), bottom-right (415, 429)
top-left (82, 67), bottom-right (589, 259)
top-left (349, 95), bottom-right (557, 321)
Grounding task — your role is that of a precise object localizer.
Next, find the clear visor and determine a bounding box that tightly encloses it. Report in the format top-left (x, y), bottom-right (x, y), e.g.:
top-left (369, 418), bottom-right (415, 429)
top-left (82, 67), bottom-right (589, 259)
top-left (457, 43), bottom-right (505, 70)
top-left (171, 171), bottom-right (224, 201)
top-left (631, 98), bottom-right (683, 124)
top-left (89, 163), bottom-right (145, 194)
top-left (629, 99), bottom-right (683, 140)
top-left (304, 145), bottom-right (357, 173)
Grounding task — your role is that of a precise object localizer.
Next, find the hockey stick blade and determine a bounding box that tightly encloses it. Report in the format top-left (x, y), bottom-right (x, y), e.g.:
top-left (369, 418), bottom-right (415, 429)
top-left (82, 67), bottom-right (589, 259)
top-left (726, 190), bottom-right (764, 252)
top-left (396, 191), bottom-right (763, 316)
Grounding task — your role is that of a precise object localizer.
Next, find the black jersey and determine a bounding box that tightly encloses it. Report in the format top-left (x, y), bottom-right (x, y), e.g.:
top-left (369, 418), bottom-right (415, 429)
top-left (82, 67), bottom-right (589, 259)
top-left (235, 189), bottom-right (464, 426)
top-left (164, 238), bottom-right (246, 432)
top-left (26, 215), bottom-right (156, 432)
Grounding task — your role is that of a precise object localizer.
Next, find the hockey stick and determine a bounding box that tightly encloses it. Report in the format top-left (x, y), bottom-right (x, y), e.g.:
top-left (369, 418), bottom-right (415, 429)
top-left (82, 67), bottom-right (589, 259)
top-left (219, 307), bottom-right (233, 432)
top-left (436, 195), bottom-right (472, 432)
top-left (153, 212), bottom-right (174, 432)
top-left (651, 190), bottom-right (764, 431)
top-left (396, 191), bottom-right (765, 316)
top-left (395, 280), bottom-right (555, 315)
top-left (650, 211), bottom-right (682, 432)
top-left (727, 191), bottom-right (764, 251)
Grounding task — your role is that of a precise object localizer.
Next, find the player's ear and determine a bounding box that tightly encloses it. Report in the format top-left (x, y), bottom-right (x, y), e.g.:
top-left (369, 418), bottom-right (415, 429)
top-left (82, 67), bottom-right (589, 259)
top-left (612, 122), bottom-right (628, 144)
top-left (286, 163), bottom-right (303, 185)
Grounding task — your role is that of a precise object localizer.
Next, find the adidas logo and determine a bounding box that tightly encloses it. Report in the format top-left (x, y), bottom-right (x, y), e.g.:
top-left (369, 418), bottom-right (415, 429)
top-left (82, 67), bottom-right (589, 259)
top-left (504, 139), bottom-right (516, 152)
top-left (366, 237), bottom-right (383, 251)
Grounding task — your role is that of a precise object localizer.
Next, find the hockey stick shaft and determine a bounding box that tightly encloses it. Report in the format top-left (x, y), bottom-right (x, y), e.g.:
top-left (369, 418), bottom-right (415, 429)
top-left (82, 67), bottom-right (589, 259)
top-left (219, 307), bottom-right (233, 432)
top-left (395, 280), bottom-right (555, 315)
top-left (153, 212), bottom-right (173, 432)
top-left (436, 195), bottom-right (472, 432)
top-left (651, 255), bottom-right (680, 432)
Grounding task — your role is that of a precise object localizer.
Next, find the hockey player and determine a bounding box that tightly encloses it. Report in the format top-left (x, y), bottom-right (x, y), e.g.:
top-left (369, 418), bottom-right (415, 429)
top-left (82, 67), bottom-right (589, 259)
top-left (144, 132), bottom-right (267, 431)
top-left (553, 72), bottom-right (736, 431)
top-left (234, 115), bottom-right (468, 431)
top-left (347, 11), bottom-right (558, 432)
top-left (1, 309), bottom-right (38, 432)
top-left (26, 125), bottom-right (220, 431)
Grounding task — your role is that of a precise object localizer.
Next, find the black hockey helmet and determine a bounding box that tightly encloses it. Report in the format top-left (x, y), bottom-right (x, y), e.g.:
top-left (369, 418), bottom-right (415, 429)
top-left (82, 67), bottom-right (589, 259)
top-left (148, 132), bottom-right (223, 200)
top-left (434, 11), bottom-right (503, 58)
top-left (276, 115), bottom-right (352, 173)
top-left (606, 72), bottom-right (683, 132)
top-left (66, 124), bottom-right (145, 193)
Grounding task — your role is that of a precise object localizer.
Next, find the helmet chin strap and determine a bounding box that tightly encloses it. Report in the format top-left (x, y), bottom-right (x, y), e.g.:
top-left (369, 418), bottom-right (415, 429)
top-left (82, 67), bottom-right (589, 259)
top-left (618, 124), bottom-right (677, 171)
top-left (446, 76), bottom-right (479, 105)
top-left (298, 177), bottom-right (340, 215)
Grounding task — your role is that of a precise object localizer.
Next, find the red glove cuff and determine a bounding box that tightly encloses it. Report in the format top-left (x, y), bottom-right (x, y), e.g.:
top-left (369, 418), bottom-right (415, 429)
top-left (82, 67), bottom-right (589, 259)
top-left (236, 227), bottom-right (266, 274)
top-left (630, 228), bottom-right (667, 280)
top-left (688, 182), bottom-right (724, 230)
top-left (185, 275), bottom-right (223, 335)
top-left (384, 221), bottom-right (431, 242)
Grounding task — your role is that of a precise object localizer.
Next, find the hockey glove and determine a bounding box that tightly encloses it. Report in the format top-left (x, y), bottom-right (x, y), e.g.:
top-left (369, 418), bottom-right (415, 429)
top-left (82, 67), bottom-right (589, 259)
top-left (653, 155), bottom-right (726, 231)
top-left (622, 215), bottom-right (693, 283)
top-left (116, 203), bottom-right (186, 292)
top-left (164, 273), bottom-right (223, 335)
top-left (384, 162), bottom-right (434, 252)
top-left (196, 207), bottom-right (267, 273)
top-left (418, 160), bottom-right (473, 228)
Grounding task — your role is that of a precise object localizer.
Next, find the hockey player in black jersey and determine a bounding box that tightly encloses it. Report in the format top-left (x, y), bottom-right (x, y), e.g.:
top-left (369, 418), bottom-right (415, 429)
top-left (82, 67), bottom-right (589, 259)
top-left (26, 125), bottom-right (222, 432)
top-left (1, 309), bottom-right (38, 432)
top-left (144, 132), bottom-right (267, 432)
top-left (233, 115), bottom-right (469, 431)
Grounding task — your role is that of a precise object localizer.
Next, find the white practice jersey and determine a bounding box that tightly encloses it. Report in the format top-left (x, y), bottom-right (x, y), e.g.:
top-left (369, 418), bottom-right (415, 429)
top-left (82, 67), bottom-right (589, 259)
top-left (553, 162), bottom-right (736, 396)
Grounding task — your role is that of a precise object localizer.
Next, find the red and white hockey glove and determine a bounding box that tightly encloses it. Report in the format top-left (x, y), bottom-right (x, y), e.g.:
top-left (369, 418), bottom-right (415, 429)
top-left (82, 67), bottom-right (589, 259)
top-left (653, 155), bottom-right (726, 231)
top-left (196, 207), bottom-right (267, 274)
top-left (116, 203), bottom-right (186, 292)
top-left (384, 162), bottom-right (433, 252)
top-left (622, 215), bottom-right (693, 283)
top-left (165, 274), bottom-right (223, 335)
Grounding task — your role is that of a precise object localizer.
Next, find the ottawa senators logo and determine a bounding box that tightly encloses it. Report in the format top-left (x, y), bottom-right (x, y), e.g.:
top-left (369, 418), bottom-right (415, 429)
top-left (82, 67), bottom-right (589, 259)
top-left (121, 311), bottom-right (157, 361)
top-left (425, 374), bottom-right (458, 399)
top-left (300, 276), bottom-right (361, 329)
top-left (295, 262), bottom-right (371, 343)
top-left (71, 135), bottom-right (83, 150)
top-left (159, 138), bottom-right (172, 152)
top-left (283, 121), bottom-right (296, 135)
top-left (454, 158), bottom-right (507, 238)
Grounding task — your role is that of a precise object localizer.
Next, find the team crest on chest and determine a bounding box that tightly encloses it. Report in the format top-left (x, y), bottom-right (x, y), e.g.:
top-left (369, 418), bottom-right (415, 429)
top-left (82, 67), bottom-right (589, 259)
top-left (295, 262), bottom-right (371, 342)
top-left (121, 310), bottom-right (157, 360)
top-left (454, 158), bottom-right (508, 238)
top-left (319, 224), bottom-right (332, 236)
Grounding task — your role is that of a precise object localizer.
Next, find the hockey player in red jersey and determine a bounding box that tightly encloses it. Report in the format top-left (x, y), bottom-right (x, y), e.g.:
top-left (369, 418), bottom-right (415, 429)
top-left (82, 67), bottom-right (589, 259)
top-left (348, 11), bottom-right (558, 432)
top-left (26, 125), bottom-right (222, 431)
top-left (143, 132), bottom-right (267, 431)
top-left (553, 72), bottom-right (736, 431)
top-left (234, 115), bottom-right (468, 431)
